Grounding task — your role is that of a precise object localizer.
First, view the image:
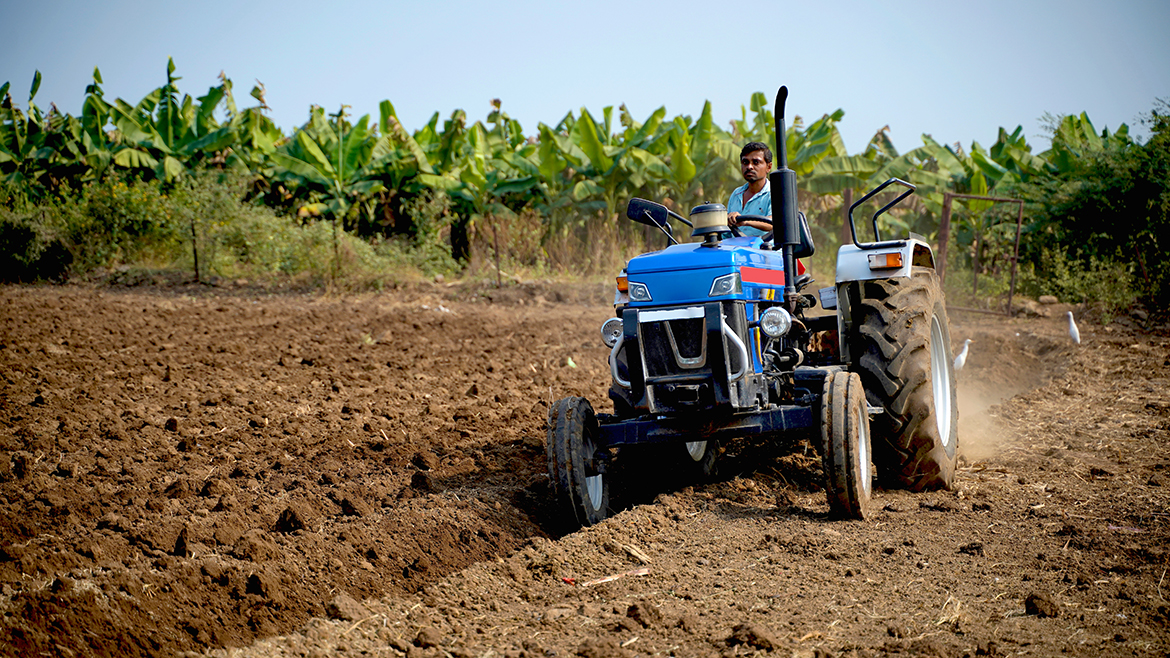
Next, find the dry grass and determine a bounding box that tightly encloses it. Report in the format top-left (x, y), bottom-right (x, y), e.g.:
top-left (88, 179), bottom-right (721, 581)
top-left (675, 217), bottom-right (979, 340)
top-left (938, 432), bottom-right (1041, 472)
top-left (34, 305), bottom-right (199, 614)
top-left (464, 209), bottom-right (659, 282)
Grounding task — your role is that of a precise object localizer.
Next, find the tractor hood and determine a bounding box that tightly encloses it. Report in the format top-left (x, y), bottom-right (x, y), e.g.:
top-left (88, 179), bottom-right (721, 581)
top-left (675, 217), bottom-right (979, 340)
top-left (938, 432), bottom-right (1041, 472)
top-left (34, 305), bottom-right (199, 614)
top-left (626, 237), bottom-right (777, 275)
top-left (624, 237), bottom-right (789, 305)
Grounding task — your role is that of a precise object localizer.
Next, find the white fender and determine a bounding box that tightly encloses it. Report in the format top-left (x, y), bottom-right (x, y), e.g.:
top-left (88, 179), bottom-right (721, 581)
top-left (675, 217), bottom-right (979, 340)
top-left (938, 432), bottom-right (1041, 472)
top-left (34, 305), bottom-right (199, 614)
top-left (835, 236), bottom-right (936, 285)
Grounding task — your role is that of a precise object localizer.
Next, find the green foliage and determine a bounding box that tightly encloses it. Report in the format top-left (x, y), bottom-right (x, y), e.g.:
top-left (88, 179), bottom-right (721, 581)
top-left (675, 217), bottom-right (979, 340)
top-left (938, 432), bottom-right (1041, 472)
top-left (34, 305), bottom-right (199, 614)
top-left (0, 171), bottom-right (433, 288)
top-left (81, 175), bottom-right (181, 264)
top-left (1020, 105), bottom-right (1169, 305)
top-left (0, 174), bottom-right (182, 276)
top-left (1017, 249), bottom-right (1138, 320)
top-left (0, 208), bottom-right (71, 281)
top-left (391, 189), bottom-right (459, 276)
top-left (2, 62), bottom-right (1164, 297)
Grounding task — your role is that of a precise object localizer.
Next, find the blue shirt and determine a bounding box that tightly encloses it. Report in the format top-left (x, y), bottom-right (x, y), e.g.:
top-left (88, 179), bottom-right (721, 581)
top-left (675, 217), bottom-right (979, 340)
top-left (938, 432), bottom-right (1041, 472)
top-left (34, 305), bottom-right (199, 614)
top-left (728, 180), bottom-right (771, 237)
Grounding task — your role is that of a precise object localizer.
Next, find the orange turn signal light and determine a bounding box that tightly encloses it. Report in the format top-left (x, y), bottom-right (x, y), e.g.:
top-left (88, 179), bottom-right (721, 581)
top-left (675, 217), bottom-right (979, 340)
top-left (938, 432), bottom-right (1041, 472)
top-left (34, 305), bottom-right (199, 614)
top-left (867, 252), bottom-right (904, 269)
top-left (616, 275), bottom-right (629, 292)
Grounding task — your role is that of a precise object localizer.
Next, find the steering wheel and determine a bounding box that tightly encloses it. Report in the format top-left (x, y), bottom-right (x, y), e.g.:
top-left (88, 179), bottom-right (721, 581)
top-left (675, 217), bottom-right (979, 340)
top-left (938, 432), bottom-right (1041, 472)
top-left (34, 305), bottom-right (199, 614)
top-left (731, 214), bottom-right (773, 240)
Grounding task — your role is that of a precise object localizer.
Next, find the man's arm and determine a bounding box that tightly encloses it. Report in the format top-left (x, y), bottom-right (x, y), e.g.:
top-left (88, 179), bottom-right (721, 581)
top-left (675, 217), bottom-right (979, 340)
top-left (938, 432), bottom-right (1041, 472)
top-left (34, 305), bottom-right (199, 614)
top-left (725, 214), bottom-right (772, 231)
top-left (734, 217), bottom-right (772, 230)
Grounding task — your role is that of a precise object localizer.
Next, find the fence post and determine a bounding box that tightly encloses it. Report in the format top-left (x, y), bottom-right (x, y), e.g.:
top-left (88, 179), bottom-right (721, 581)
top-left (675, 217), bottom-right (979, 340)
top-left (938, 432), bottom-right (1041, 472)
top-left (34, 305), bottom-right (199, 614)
top-left (938, 192), bottom-right (953, 284)
top-left (1007, 199), bottom-right (1024, 315)
top-left (840, 188), bottom-right (853, 249)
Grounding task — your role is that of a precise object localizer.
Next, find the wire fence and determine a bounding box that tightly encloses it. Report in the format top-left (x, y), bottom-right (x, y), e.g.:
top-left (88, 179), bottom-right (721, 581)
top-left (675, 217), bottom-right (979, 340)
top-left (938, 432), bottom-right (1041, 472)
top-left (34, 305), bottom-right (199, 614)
top-left (937, 193), bottom-right (1025, 316)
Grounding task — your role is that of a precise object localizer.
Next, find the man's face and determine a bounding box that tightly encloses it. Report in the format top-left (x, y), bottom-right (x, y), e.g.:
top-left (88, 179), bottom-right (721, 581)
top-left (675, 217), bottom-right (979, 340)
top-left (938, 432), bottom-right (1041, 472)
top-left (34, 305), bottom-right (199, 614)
top-left (741, 150), bottom-right (769, 183)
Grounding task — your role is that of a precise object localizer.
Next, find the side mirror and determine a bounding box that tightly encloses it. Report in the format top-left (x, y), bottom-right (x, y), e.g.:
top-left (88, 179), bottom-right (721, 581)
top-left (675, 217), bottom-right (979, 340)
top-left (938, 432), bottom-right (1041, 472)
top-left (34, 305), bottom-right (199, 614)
top-left (626, 198), bottom-right (670, 230)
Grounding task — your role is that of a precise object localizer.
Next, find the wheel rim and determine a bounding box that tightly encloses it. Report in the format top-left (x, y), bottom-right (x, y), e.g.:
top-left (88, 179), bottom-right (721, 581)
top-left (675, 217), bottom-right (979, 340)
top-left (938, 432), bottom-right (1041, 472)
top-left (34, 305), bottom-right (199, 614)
top-left (582, 431), bottom-right (604, 511)
top-left (929, 315), bottom-right (953, 449)
top-left (685, 441), bottom-right (707, 462)
top-left (856, 399), bottom-right (872, 497)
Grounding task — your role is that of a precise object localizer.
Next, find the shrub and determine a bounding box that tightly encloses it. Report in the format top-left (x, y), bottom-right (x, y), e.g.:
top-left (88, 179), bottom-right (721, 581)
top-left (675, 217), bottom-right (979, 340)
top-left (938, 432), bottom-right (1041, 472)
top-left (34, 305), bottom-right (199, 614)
top-left (0, 210), bottom-right (71, 281)
top-left (1017, 248), bottom-right (1138, 321)
top-left (1020, 105), bottom-right (1170, 306)
top-left (72, 176), bottom-right (183, 268)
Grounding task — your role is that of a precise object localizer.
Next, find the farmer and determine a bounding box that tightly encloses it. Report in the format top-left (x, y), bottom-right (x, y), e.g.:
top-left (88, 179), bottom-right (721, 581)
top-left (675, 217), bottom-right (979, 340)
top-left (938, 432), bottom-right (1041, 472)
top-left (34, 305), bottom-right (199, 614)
top-left (726, 142), bottom-right (773, 237)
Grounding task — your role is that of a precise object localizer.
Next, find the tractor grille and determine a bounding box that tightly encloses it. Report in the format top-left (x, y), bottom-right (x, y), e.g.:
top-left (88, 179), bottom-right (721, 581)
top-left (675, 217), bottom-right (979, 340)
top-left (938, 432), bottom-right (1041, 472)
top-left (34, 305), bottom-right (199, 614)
top-left (641, 317), bottom-right (706, 378)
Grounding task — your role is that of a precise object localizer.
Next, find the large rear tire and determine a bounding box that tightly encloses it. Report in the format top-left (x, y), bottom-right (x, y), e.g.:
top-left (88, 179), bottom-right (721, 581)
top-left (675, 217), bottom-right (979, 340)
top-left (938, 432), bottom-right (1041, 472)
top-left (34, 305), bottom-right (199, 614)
top-left (849, 268), bottom-right (958, 491)
top-left (821, 371), bottom-right (873, 519)
top-left (547, 397), bottom-right (609, 529)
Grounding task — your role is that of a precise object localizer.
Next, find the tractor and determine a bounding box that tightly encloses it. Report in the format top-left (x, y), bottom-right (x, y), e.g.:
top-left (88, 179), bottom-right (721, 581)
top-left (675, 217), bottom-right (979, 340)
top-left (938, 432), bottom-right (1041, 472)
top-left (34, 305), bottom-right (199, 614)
top-left (546, 86), bottom-right (958, 528)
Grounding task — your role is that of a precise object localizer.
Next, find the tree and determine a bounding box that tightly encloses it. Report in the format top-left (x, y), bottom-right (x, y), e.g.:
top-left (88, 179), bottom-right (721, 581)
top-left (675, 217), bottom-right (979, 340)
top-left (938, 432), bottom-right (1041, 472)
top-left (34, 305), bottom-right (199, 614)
top-left (1021, 105), bottom-right (1169, 305)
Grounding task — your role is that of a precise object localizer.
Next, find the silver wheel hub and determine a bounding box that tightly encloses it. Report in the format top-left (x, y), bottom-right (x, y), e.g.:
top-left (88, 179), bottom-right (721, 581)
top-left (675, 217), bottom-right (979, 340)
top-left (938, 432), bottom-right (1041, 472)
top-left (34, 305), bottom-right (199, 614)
top-left (583, 433), bottom-right (604, 511)
top-left (856, 401), bottom-right (872, 497)
top-left (929, 316), bottom-right (954, 449)
top-left (685, 441), bottom-right (707, 462)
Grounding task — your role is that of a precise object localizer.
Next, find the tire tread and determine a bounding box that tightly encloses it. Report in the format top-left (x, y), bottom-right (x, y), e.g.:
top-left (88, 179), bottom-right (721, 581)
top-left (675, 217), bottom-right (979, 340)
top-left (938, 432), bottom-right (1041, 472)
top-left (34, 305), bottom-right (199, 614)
top-left (850, 268), bottom-right (958, 491)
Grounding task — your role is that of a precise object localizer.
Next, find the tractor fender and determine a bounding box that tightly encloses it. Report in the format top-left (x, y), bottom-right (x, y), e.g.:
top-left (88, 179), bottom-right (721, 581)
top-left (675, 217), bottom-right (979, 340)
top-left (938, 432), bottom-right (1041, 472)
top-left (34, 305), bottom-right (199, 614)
top-left (834, 238), bottom-right (936, 285)
top-left (830, 237), bottom-right (938, 363)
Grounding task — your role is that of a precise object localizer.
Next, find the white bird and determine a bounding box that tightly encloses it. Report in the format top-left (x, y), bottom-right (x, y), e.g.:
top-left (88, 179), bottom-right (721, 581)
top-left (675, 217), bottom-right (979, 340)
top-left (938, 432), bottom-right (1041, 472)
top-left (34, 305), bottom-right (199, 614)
top-left (953, 339), bottom-right (972, 371)
top-left (1067, 311), bottom-right (1081, 344)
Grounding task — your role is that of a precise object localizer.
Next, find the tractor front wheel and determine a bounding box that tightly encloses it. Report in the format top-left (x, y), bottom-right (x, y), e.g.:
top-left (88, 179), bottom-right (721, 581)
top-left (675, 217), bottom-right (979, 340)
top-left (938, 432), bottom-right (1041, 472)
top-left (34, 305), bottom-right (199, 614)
top-left (547, 397), bottom-right (609, 529)
top-left (821, 371), bottom-right (873, 519)
top-left (680, 440), bottom-right (720, 481)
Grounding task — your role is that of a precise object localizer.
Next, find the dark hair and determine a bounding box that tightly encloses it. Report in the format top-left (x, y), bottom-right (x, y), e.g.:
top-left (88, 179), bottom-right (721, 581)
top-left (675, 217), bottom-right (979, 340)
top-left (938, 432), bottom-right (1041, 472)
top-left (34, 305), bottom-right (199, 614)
top-left (740, 142), bottom-right (772, 164)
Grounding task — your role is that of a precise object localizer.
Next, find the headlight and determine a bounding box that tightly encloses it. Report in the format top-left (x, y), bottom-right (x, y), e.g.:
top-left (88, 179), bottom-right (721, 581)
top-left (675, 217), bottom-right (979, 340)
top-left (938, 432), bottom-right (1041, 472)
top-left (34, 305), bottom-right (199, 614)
top-left (600, 317), bottom-right (623, 347)
top-left (759, 307), bottom-right (793, 337)
top-left (709, 272), bottom-right (742, 297)
top-left (628, 282), bottom-right (652, 302)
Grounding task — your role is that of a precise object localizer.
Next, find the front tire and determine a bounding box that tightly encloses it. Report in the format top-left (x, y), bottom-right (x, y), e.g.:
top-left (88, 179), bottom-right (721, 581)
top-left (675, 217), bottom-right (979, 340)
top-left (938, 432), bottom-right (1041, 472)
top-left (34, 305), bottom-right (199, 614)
top-left (547, 397), bottom-right (609, 529)
top-left (822, 371), bottom-right (873, 519)
top-left (848, 268), bottom-right (959, 490)
top-left (680, 440), bottom-right (719, 482)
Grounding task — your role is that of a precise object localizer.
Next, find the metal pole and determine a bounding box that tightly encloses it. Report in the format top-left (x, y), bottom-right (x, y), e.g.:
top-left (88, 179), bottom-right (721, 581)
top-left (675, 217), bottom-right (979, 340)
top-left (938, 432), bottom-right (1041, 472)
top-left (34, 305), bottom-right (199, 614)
top-left (938, 193), bottom-right (953, 284)
top-left (841, 188), bottom-right (853, 250)
top-left (972, 231), bottom-right (980, 300)
top-left (1007, 199), bottom-right (1024, 316)
top-left (492, 219), bottom-right (501, 288)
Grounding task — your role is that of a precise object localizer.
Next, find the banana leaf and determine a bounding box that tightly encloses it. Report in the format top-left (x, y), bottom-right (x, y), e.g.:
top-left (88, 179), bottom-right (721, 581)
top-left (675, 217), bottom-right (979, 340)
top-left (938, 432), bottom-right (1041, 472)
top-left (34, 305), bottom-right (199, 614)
top-left (113, 147), bottom-right (158, 169)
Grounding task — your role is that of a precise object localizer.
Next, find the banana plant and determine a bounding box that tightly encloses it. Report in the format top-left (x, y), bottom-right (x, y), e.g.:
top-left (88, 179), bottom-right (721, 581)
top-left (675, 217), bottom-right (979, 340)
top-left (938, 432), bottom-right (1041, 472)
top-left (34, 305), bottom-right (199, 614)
top-left (1042, 112), bottom-right (1133, 175)
top-left (269, 106), bottom-right (390, 229)
top-left (0, 72), bottom-right (55, 193)
top-left (449, 117), bottom-right (542, 217)
top-left (220, 78), bottom-right (284, 178)
top-left (76, 67), bottom-right (114, 178)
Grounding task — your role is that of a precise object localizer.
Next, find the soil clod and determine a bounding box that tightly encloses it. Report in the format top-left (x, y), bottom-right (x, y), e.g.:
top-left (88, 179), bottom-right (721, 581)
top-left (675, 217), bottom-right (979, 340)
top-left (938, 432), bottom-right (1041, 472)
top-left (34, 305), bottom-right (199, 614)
top-left (1025, 592), bottom-right (1060, 617)
top-left (726, 622), bottom-right (779, 651)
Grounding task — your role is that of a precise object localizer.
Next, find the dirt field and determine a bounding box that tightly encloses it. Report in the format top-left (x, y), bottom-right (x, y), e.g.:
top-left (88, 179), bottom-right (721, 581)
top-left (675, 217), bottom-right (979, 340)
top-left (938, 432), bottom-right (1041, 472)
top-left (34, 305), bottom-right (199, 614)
top-left (1, 280), bottom-right (1168, 658)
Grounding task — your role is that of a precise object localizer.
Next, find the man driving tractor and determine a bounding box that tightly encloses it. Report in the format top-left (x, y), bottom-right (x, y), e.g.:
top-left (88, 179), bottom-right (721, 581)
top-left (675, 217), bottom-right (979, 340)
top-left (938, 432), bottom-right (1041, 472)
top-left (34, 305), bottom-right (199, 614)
top-left (726, 142), bottom-right (773, 236)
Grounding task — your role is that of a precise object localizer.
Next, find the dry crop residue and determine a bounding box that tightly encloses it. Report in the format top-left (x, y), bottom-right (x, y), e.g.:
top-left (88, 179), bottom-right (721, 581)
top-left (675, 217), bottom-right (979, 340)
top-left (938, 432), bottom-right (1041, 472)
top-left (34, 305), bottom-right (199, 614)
top-left (1, 283), bottom-right (1168, 657)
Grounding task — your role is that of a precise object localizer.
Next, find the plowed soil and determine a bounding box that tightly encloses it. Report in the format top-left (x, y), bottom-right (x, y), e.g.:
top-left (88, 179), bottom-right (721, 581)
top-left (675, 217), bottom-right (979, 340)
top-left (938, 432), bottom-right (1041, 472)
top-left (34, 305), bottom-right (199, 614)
top-left (1, 281), bottom-right (1168, 658)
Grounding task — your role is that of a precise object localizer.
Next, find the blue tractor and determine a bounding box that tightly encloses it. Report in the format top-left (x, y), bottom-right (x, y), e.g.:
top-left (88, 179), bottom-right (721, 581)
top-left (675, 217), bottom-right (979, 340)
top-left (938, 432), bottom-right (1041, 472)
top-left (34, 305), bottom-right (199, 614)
top-left (547, 87), bottom-right (958, 528)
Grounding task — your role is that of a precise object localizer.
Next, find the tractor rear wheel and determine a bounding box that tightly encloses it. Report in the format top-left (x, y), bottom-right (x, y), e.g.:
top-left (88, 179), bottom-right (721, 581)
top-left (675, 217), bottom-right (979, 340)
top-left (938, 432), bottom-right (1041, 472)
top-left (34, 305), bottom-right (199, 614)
top-left (821, 371), bottom-right (873, 519)
top-left (848, 268), bottom-right (958, 490)
top-left (547, 397), bottom-right (609, 529)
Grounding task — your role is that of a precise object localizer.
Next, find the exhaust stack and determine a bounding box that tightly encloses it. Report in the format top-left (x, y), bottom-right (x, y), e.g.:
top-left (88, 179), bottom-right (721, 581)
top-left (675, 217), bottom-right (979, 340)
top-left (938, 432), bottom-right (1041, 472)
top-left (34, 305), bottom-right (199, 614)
top-left (769, 86), bottom-right (800, 311)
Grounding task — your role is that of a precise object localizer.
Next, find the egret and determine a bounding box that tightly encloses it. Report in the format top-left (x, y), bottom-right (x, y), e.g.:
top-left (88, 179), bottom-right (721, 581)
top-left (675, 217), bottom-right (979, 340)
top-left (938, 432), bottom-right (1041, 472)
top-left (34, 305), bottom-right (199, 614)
top-left (953, 339), bottom-right (972, 371)
top-left (1067, 311), bottom-right (1081, 344)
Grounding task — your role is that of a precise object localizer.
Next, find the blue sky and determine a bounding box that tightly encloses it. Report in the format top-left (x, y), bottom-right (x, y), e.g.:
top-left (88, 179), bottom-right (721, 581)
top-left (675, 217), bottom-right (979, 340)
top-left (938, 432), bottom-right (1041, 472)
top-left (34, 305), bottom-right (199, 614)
top-left (3, 0), bottom-right (1167, 154)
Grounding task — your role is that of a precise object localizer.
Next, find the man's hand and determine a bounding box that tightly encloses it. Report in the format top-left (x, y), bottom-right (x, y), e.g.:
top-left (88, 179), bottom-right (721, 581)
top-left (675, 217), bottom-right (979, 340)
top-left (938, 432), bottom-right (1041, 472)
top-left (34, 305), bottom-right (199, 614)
top-left (736, 216), bottom-right (774, 233)
top-left (727, 211), bottom-right (740, 228)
